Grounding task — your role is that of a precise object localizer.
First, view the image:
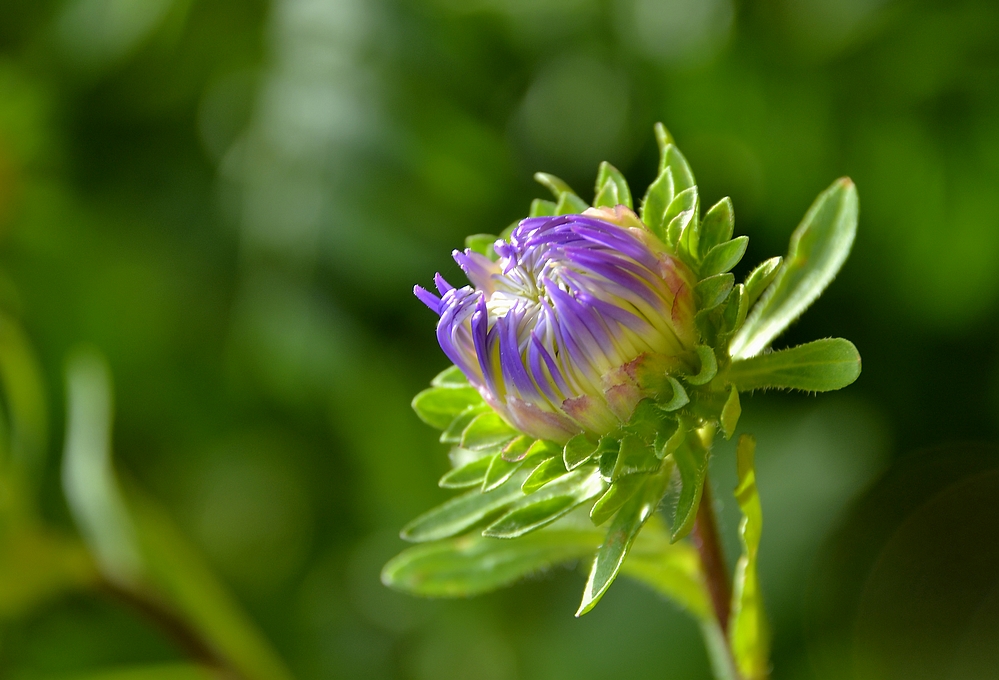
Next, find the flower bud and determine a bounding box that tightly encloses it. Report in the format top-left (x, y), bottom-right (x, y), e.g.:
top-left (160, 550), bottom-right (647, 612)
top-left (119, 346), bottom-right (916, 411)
top-left (415, 210), bottom-right (696, 443)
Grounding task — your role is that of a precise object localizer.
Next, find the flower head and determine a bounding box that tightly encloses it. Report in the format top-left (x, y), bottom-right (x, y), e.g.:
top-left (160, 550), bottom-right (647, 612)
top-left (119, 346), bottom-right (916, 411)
top-left (416, 207), bottom-right (696, 443)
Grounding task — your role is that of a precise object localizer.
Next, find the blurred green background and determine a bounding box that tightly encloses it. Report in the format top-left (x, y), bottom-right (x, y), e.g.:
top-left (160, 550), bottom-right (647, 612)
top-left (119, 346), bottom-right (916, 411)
top-left (1, 0), bottom-right (998, 678)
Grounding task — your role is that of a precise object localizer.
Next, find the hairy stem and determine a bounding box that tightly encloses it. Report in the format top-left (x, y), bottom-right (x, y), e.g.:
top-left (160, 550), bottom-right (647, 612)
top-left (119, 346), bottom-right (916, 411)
top-left (691, 478), bottom-right (732, 633)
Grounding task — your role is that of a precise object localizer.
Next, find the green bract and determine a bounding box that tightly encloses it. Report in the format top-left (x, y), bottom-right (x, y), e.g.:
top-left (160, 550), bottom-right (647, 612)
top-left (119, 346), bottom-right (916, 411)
top-left (386, 124), bottom-right (861, 680)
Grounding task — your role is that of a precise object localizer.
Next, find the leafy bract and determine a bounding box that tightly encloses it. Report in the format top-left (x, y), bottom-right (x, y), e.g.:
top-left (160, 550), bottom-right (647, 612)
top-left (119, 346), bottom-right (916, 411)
top-left (727, 338), bottom-right (861, 392)
top-left (729, 435), bottom-right (769, 680)
top-left (730, 178), bottom-right (858, 359)
top-left (577, 467), bottom-right (671, 615)
top-left (401, 474), bottom-right (526, 542)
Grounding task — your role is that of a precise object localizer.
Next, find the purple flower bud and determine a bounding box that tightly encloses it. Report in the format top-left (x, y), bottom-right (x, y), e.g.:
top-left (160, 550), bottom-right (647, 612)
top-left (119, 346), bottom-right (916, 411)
top-left (416, 209), bottom-right (697, 443)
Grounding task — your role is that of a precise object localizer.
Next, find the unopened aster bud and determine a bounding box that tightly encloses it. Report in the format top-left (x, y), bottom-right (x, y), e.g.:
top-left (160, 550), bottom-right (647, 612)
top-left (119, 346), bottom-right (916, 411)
top-left (415, 207), bottom-right (697, 443)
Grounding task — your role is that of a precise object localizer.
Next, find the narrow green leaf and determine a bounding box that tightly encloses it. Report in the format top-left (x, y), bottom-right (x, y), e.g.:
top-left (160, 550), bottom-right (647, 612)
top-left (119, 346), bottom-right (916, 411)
top-left (669, 435), bottom-right (708, 542)
top-left (0, 313), bottom-right (49, 488)
top-left (522, 438), bottom-right (561, 464)
top-left (663, 187), bottom-right (698, 241)
top-left (412, 386), bottom-right (483, 430)
top-left (654, 122), bottom-right (675, 157)
top-left (461, 411), bottom-right (517, 450)
top-left (522, 456), bottom-right (568, 494)
top-left (730, 178), bottom-right (858, 359)
top-left (687, 346), bottom-right (718, 386)
top-left (441, 406), bottom-right (487, 443)
top-left (612, 435), bottom-right (660, 480)
top-left (660, 377), bottom-right (690, 411)
top-left (589, 473), bottom-right (646, 526)
top-left (465, 234), bottom-right (497, 259)
top-left (721, 386), bottom-right (741, 439)
top-left (383, 525), bottom-right (603, 598)
top-left (401, 475), bottom-right (525, 542)
top-left (655, 419), bottom-right (686, 460)
top-left (577, 468), bottom-right (671, 615)
top-left (484, 469), bottom-right (603, 538)
top-left (701, 236), bottom-right (749, 277)
top-left (640, 168), bottom-right (675, 237)
top-left (555, 191), bottom-right (589, 215)
top-left (699, 197), bottom-right (734, 257)
top-left (530, 198), bottom-right (558, 218)
top-left (593, 180), bottom-right (619, 208)
top-left (482, 454), bottom-right (524, 492)
top-left (695, 273), bottom-right (734, 311)
top-left (62, 351), bottom-right (142, 585)
top-left (502, 435), bottom-right (534, 462)
top-left (534, 172), bottom-right (576, 197)
top-left (743, 256), bottom-right (782, 310)
top-left (663, 145), bottom-right (695, 192)
top-left (594, 162), bottom-right (633, 209)
top-left (62, 350), bottom-right (293, 680)
top-left (431, 365), bottom-right (469, 387)
top-left (563, 433), bottom-right (599, 470)
top-left (439, 453), bottom-right (495, 489)
top-left (727, 338), bottom-right (861, 392)
top-left (720, 284), bottom-right (747, 338)
top-left (729, 435), bottom-right (770, 680)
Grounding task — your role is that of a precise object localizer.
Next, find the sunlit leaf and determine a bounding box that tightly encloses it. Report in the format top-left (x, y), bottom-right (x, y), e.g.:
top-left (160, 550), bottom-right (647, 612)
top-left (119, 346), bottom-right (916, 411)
top-left (699, 197), bottom-right (734, 257)
top-left (720, 385), bottom-right (741, 439)
top-left (563, 433), bottom-right (598, 470)
top-left (669, 434), bottom-right (708, 543)
top-left (640, 169), bottom-right (674, 237)
top-left (743, 257), bottom-right (782, 310)
top-left (460, 411), bottom-right (517, 450)
top-left (440, 406), bottom-right (486, 443)
top-left (695, 273), bottom-right (734, 311)
top-left (522, 456), bottom-right (569, 494)
top-left (401, 474), bottom-right (526, 542)
top-left (589, 473), bottom-right (645, 526)
top-left (594, 161), bottom-right (632, 209)
top-left (576, 467), bottom-right (671, 615)
top-left (431, 365), bottom-right (469, 388)
top-left (464, 233), bottom-right (497, 259)
top-left (729, 435), bottom-right (770, 680)
top-left (482, 453), bottom-right (523, 491)
top-left (727, 338), bottom-right (862, 392)
top-left (687, 345), bottom-right (718, 386)
top-left (700, 236), bottom-right (748, 278)
top-left (411, 386), bottom-right (483, 430)
top-left (439, 454), bottom-right (494, 489)
top-left (484, 468), bottom-right (603, 538)
top-left (611, 435), bottom-right (659, 480)
top-left (383, 525), bottom-right (603, 598)
top-left (530, 198), bottom-right (557, 217)
top-left (730, 178), bottom-right (858, 359)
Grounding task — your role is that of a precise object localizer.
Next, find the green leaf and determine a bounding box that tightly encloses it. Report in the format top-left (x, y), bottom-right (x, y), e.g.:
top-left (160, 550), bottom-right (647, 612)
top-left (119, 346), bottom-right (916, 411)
top-left (720, 284), bottom-right (748, 339)
top-left (660, 377), bottom-right (690, 411)
top-left (465, 234), bottom-right (497, 259)
top-left (699, 197), bottom-right (734, 257)
top-left (439, 454), bottom-right (494, 489)
top-left (612, 435), bottom-right (660, 480)
top-left (62, 350), bottom-right (293, 680)
top-left (522, 456), bottom-right (568, 494)
top-left (563, 433), bottom-right (598, 470)
top-left (62, 351), bottom-right (143, 585)
top-left (730, 178), bottom-right (858, 359)
top-left (720, 385), bottom-right (741, 439)
top-left (589, 473), bottom-right (646, 526)
top-left (482, 454), bottom-right (523, 492)
top-left (695, 273), bottom-right (734, 311)
top-left (727, 338), bottom-right (862, 392)
top-left (594, 162), bottom-right (632, 209)
top-left (431, 365), bottom-right (469, 387)
top-left (555, 191), bottom-right (589, 215)
top-left (401, 475), bottom-right (525, 542)
top-left (700, 236), bottom-right (749, 277)
top-left (576, 468), bottom-right (672, 615)
top-left (593, 180), bottom-right (619, 208)
top-left (383, 524), bottom-right (603, 598)
top-left (669, 434), bottom-right (708, 543)
top-left (484, 469), bottom-right (604, 538)
top-left (412, 386), bottom-right (484, 430)
top-left (535, 172), bottom-right (589, 214)
top-left (655, 418), bottom-right (686, 460)
top-left (460, 411), bottom-right (517, 450)
top-left (662, 186), bottom-right (698, 246)
top-left (530, 198), bottom-right (558, 218)
top-left (729, 435), bottom-right (770, 680)
top-left (687, 346), bottom-right (718, 386)
top-left (440, 406), bottom-right (486, 443)
top-left (640, 169), bottom-right (674, 237)
top-left (501, 435), bottom-right (534, 462)
top-left (0, 313), bottom-right (49, 488)
top-left (522, 438), bottom-right (561, 464)
top-left (743, 257), bottom-right (782, 310)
